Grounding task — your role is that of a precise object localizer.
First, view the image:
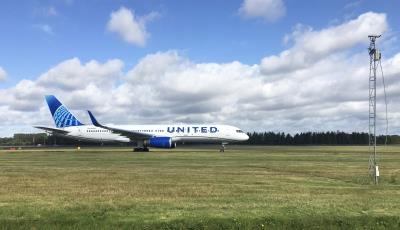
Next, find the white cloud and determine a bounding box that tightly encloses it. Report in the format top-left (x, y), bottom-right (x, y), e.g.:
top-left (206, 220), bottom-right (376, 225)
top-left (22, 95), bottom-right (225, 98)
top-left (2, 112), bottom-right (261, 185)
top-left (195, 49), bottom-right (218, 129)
top-left (37, 58), bottom-right (124, 90)
top-left (122, 51), bottom-right (260, 123)
top-left (64, 0), bottom-right (74, 6)
top-left (33, 24), bottom-right (54, 35)
top-left (239, 0), bottom-right (286, 22)
top-left (261, 12), bottom-right (387, 74)
top-left (344, 1), bottom-right (362, 10)
top-left (107, 7), bottom-right (159, 46)
top-left (0, 67), bottom-right (6, 81)
top-left (34, 6), bottom-right (58, 17)
top-left (0, 58), bottom-right (124, 130)
top-left (1, 12), bottom-right (400, 137)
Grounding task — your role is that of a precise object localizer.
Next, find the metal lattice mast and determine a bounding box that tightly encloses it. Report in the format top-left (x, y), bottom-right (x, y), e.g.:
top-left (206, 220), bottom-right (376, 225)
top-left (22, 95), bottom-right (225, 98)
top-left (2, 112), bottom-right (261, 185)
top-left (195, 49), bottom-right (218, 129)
top-left (368, 35), bottom-right (381, 185)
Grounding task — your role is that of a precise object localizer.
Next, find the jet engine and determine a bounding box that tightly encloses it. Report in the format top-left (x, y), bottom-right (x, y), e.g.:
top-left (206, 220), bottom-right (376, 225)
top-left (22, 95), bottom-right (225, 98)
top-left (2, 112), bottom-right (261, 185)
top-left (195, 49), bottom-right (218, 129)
top-left (147, 137), bottom-right (176, 148)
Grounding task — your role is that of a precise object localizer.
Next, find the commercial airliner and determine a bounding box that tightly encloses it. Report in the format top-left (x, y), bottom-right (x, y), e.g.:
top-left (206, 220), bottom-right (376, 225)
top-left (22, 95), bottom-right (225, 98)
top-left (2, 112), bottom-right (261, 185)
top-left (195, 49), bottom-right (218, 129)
top-left (35, 95), bottom-right (249, 151)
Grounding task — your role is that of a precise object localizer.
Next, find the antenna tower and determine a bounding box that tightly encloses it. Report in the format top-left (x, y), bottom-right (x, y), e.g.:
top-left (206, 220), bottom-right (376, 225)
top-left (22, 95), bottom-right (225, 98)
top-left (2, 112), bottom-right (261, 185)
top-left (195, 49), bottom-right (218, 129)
top-left (368, 35), bottom-right (381, 184)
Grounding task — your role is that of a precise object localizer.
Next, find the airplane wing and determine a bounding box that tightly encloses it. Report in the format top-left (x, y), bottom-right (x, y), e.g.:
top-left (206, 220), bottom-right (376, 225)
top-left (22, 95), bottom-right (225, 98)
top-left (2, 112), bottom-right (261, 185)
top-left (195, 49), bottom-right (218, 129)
top-left (87, 111), bottom-right (153, 140)
top-left (34, 126), bottom-right (69, 135)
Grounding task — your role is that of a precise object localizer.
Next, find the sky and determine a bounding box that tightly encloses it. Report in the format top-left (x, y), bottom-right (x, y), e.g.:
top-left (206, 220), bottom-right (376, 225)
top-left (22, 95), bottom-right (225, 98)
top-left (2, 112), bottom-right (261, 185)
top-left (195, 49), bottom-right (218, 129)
top-left (1, 0), bottom-right (400, 137)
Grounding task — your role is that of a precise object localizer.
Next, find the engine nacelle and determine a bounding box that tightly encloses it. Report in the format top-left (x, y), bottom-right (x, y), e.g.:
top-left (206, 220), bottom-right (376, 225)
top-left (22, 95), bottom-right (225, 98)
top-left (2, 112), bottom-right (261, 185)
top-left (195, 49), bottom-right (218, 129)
top-left (147, 137), bottom-right (175, 148)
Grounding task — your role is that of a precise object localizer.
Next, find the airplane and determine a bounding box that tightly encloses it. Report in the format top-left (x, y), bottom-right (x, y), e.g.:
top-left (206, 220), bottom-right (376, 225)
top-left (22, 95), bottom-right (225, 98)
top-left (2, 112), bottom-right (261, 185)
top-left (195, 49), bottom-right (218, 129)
top-left (35, 95), bottom-right (249, 151)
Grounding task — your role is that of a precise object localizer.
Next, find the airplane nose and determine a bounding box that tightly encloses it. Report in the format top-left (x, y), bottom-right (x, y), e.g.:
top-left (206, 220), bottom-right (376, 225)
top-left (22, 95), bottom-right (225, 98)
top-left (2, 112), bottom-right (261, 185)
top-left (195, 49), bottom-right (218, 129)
top-left (243, 134), bottom-right (249, 141)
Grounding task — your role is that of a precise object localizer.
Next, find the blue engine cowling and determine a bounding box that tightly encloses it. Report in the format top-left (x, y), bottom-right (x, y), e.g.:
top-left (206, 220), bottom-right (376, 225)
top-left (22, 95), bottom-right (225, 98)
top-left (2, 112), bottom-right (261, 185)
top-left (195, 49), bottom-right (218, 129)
top-left (148, 137), bottom-right (175, 148)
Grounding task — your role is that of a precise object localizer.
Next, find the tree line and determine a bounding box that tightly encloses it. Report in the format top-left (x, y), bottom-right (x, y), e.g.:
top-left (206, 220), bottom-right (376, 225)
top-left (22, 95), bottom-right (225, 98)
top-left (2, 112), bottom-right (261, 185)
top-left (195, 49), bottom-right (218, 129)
top-left (242, 131), bottom-right (400, 145)
top-left (0, 131), bottom-right (399, 146)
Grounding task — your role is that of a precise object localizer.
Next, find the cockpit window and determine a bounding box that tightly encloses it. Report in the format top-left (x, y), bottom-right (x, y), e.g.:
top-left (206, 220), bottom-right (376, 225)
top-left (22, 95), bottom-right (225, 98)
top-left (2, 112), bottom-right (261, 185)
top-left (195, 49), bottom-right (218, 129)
top-left (236, 130), bottom-right (244, 133)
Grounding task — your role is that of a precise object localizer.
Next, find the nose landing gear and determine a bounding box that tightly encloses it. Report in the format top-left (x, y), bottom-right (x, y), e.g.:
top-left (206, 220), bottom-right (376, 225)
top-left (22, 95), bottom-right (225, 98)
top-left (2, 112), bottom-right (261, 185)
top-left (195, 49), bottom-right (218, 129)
top-left (219, 143), bottom-right (225, 152)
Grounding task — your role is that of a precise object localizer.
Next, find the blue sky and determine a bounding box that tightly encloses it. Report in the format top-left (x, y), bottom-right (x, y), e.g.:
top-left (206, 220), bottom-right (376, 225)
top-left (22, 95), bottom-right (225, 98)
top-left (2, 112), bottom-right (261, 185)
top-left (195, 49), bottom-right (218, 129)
top-left (1, 0), bottom-right (400, 136)
top-left (1, 0), bottom-right (399, 87)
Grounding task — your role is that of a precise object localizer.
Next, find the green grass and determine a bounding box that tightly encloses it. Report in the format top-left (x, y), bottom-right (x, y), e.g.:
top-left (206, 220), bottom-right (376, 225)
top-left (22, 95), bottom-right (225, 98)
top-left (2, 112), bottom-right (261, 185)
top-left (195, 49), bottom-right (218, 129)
top-left (0, 145), bottom-right (399, 229)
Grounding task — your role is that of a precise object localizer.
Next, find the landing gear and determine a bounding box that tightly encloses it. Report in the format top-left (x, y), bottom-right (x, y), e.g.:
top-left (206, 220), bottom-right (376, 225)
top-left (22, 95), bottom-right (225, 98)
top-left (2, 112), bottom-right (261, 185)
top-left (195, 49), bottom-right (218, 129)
top-left (133, 140), bottom-right (149, 152)
top-left (133, 147), bottom-right (149, 152)
top-left (219, 143), bottom-right (225, 152)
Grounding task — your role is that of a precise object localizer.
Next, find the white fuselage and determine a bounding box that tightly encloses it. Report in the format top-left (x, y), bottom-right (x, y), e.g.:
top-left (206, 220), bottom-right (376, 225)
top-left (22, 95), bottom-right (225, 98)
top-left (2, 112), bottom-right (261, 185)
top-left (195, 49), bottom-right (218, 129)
top-left (59, 124), bottom-right (249, 143)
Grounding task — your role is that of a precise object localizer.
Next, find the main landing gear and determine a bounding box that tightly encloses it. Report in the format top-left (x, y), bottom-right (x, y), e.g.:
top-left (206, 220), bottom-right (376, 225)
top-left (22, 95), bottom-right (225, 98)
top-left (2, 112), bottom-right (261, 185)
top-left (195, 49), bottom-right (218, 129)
top-left (133, 147), bottom-right (149, 152)
top-left (133, 140), bottom-right (149, 152)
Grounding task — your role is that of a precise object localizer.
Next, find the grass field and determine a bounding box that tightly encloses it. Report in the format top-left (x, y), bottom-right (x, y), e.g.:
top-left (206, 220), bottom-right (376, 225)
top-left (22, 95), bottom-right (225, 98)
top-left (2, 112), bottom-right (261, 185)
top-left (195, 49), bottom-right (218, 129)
top-left (0, 145), bottom-right (399, 229)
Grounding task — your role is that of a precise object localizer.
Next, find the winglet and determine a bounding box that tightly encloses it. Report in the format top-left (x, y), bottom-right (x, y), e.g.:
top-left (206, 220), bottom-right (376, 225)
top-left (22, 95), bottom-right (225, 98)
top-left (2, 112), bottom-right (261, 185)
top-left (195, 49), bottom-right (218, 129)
top-left (87, 110), bottom-right (101, 127)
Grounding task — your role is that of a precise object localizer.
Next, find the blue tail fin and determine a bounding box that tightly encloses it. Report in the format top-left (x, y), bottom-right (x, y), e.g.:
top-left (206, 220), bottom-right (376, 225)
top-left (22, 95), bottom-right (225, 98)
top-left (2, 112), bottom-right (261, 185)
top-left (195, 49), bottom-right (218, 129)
top-left (45, 95), bottom-right (84, 128)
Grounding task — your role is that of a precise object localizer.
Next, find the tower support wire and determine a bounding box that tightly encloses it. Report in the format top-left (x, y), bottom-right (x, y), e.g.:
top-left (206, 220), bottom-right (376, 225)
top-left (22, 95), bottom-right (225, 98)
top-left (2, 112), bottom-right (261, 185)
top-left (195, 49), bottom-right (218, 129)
top-left (379, 59), bottom-right (389, 146)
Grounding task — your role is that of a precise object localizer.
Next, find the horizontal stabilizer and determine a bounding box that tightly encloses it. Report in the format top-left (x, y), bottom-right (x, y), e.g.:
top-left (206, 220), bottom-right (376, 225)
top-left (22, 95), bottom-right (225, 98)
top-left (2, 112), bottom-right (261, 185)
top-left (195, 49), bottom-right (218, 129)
top-left (34, 126), bottom-right (70, 135)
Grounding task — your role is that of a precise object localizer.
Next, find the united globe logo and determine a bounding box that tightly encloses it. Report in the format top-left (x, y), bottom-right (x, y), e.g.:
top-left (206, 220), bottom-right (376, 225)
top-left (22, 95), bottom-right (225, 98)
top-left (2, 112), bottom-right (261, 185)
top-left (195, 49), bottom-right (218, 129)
top-left (53, 105), bottom-right (83, 128)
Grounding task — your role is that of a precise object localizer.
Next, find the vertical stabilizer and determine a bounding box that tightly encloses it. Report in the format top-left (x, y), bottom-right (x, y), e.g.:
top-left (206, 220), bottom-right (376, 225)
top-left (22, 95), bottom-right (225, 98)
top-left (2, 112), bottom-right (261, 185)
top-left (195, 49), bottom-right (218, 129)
top-left (45, 95), bottom-right (84, 128)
